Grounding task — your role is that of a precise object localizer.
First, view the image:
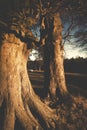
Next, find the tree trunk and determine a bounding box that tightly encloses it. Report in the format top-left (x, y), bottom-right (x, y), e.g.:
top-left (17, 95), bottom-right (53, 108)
top-left (43, 13), bottom-right (69, 100)
top-left (52, 13), bottom-right (68, 97)
top-left (0, 33), bottom-right (58, 130)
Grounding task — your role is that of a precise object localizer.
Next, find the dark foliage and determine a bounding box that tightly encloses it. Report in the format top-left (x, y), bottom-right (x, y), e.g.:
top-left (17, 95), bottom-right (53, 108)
top-left (64, 58), bottom-right (87, 74)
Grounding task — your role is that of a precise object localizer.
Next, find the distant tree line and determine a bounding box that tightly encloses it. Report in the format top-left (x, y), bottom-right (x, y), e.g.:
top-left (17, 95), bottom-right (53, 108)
top-left (28, 58), bottom-right (87, 74)
top-left (64, 58), bottom-right (87, 74)
top-left (27, 60), bottom-right (44, 71)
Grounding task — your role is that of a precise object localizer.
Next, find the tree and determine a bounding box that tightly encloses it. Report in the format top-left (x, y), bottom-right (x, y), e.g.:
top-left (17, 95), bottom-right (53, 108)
top-left (40, 13), bottom-right (68, 100)
top-left (39, 2), bottom-right (68, 100)
top-left (0, 1), bottom-right (58, 130)
top-left (0, 0), bottom-right (87, 129)
top-left (39, 0), bottom-right (87, 100)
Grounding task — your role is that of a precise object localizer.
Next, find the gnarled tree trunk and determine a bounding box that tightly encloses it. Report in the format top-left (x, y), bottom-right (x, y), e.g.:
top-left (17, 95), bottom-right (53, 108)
top-left (52, 13), bottom-right (68, 98)
top-left (41, 13), bottom-right (69, 100)
top-left (0, 33), bottom-right (58, 130)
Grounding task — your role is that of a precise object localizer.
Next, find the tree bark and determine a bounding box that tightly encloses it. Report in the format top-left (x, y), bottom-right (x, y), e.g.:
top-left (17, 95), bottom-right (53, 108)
top-left (0, 33), bottom-right (58, 130)
top-left (42, 13), bottom-right (69, 100)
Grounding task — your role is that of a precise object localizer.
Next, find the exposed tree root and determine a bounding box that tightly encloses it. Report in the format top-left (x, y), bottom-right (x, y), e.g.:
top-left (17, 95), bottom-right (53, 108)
top-left (0, 37), bottom-right (59, 130)
top-left (0, 70), bottom-right (58, 130)
top-left (21, 74), bottom-right (58, 129)
top-left (0, 95), bottom-right (3, 108)
top-left (15, 101), bottom-right (40, 130)
top-left (28, 95), bottom-right (58, 129)
top-left (3, 103), bottom-right (15, 130)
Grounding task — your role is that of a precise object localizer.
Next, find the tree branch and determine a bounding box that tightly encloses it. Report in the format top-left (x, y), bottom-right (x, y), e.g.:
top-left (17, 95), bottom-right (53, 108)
top-left (0, 20), bottom-right (8, 27)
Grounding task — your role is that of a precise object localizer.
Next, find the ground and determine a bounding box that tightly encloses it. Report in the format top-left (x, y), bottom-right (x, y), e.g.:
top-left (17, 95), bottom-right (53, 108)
top-left (29, 70), bottom-right (87, 130)
top-left (0, 70), bottom-right (87, 130)
top-left (55, 96), bottom-right (87, 130)
top-left (29, 71), bottom-right (87, 98)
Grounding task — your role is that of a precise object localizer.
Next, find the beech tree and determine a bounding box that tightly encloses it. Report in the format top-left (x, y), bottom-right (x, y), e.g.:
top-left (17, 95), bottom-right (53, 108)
top-left (39, 0), bottom-right (87, 100)
top-left (40, 13), bottom-right (68, 100)
top-left (0, 1), bottom-right (59, 130)
top-left (0, 0), bottom-right (87, 130)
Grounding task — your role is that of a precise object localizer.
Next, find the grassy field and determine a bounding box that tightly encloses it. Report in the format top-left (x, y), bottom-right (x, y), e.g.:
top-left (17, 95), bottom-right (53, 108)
top-left (28, 70), bottom-right (87, 97)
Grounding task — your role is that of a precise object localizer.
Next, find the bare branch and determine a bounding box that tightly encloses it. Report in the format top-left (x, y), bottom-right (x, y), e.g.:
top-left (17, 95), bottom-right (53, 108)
top-left (0, 20), bottom-right (8, 27)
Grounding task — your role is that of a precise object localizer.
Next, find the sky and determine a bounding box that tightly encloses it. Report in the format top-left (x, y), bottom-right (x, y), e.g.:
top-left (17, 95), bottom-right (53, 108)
top-left (29, 44), bottom-right (87, 61)
top-left (30, 25), bottom-right (87, 60)
top-left (64, 44), bottom-right (87, 59)
top-left (29, 49), bottom-right (39, 61)
top-left (29, 23), bottom-right (87, 60)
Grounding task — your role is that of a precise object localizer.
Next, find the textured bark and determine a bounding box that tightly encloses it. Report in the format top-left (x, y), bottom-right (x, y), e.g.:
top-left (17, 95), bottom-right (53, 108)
top-left (0, 33), bottom-right (58, 130)
top-left (52, 14), bottom-right (68, 97)
top-left (42, 13), bottom-right (69, 100)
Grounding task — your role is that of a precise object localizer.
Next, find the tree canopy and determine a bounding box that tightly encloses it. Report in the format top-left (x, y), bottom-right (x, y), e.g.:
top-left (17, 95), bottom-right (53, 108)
top-left (0, 0), bottom-right (87, 48)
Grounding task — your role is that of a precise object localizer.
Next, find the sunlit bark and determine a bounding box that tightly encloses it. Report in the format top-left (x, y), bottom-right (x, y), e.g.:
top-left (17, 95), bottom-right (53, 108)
top-left (0, 33), bottom-right (58, 130)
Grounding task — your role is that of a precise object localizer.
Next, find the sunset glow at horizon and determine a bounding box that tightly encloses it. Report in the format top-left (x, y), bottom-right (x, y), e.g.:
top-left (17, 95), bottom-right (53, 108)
top-left (64, 44), bottom-right (87, 59)
top-left (29, 44), bottom-right (87, 61)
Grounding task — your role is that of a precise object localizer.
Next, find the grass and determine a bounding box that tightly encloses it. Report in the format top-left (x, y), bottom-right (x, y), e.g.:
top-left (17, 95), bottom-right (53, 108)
top-left (56, 96), bottom-right (87, 130)
top-left (29, 70), bottom-right (87, 97)
top-left (29, 71), bottom-right (87, 130)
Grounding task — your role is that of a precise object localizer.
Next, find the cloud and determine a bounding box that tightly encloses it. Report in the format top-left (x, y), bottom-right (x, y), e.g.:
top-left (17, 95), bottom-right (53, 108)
top-left (64, 44), bottom-right (87, 59)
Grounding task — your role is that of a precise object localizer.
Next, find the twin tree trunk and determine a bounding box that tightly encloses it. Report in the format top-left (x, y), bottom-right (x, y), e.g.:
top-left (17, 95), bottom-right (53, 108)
top-left (0, 34), bottom-right (58, 130)
top-left (0, 12), bottom-right (69, 129)
top-left (41, 13), bottom-right (69, 100)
